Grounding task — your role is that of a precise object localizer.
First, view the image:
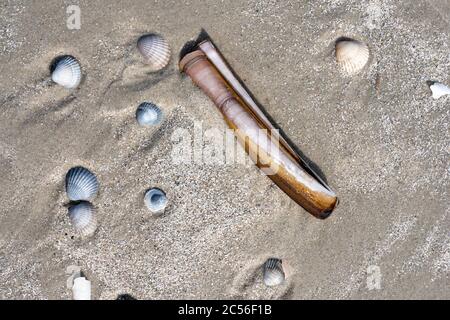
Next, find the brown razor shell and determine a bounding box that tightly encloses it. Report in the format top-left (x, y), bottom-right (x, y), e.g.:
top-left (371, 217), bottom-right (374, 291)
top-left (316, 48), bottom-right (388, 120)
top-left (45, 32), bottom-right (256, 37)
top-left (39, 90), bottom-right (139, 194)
top-left (179, 40), bottom-right (338, 219)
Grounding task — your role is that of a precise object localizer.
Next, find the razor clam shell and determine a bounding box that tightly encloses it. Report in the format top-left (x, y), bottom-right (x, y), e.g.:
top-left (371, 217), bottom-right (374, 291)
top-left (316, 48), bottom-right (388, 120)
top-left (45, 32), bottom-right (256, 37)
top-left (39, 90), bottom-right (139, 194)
top-left (51, 56), bottom-right (81, 89)
top-left (144, 188), bottom-right (167, 216)
top-left (65, 166), bottom-right (99, 201)
top-left (179, 49), bottom-right (338, 218)
top-left (137, 34), bottom-right (171, 70)
top-left (335, 39), bottom-right (370, 75)
top-left (68, 201), bottom-right (97, 237)
top-left (430, 82), bottom-right (450, 100)
top-left (263, 258), bottom-right (285, 287)
top-left (136, 102), bottom-right (163, 126)
top-left (198, 40), bottom-right (334, 193)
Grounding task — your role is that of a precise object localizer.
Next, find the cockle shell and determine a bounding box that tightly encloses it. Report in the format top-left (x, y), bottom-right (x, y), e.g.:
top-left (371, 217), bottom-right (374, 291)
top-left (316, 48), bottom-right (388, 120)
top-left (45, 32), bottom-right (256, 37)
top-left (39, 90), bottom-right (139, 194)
top-left (429, 82), bottom-right (450, 99)
top-left (51, 55), bottom-right (82, 89)
top-left (136, 102), bottom-right (163, 126)
top-left (335, 39), bottom-right (370, 75)
top-left (68, 201), bottom-right (97, 237)
top-left (137, 34), bottom-right (171, 70)
top-left (263, 258), bottom-right (285, 287)
top-left (65, 166), bottom-right (99, 201)
top-left (144, 188), bottom-right (167, 216)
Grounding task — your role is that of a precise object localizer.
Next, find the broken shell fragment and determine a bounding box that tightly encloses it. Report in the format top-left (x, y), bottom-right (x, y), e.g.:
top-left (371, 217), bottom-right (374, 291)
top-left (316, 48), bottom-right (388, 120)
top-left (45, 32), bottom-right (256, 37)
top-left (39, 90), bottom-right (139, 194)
top-left (72, 276), bottom-right (91, 300)
top-left (51, 55), bottom-right (82, 89)
top-left (335, 39), bottom-right (370, 75)
top-left (429, 82), bottom-right (450, 100)
top-left (144, 188), bottom-right (167, 216)
top-left (65, 166), bottom-right (99, 201)
top-left (68, 201), bottom-right (97, 237)
top-left (137, 34), bottom-right (171, 70)
top-left (263, 258), bottom-right (285, 287)
top-left (66, 265), bottom-right (82, 289)
top-left (136, 102), bottom-right (163, 126)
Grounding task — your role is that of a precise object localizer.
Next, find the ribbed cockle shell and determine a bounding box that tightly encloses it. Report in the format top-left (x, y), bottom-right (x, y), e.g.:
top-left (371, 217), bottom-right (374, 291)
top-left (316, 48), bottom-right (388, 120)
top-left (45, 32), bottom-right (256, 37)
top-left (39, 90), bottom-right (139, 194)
top-left (136, 102), bottom-right (163, 126)
top-left (51, 55), bottom-right (82, 89)
top-left (263, 258), bottom-right (285, 287)
top-left (137, 34), bottom-right (171, 70)
top-left (68, 201), bottom-right (97, 237)
top-left (65, 166), bottom-right (99, 201)
top-left (335, 39), bottom-right (370, 75)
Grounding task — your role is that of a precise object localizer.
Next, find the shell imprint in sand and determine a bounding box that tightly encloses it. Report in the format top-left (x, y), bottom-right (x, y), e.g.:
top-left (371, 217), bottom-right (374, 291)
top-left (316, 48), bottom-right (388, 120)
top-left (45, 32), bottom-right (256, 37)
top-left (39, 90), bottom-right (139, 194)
top-left (263, 258), bottom-right (285, 287)
top-left (137, 33), bottom-right (171, 70)
top-left (144, 188), bottom-right (167, 216)
top-left (68, 201), bottom-right (97, 237)
top-left (51, 55), bottom-right (82, 89)
top-left (66, 265), bottom-right (82, 289)
top-left (65, 166), bottom-right (99, 201)
top-left (429, 82), bottom-right (450, 99)
top-left (136, 102), bottom-right (163, 126)
top-left (335, 38), bottom-right (370, 75)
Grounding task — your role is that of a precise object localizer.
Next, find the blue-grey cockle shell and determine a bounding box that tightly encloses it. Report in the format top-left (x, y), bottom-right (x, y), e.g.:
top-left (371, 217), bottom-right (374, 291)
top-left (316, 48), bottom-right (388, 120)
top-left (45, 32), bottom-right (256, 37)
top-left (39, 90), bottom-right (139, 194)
top-left (65, 166), bottom-right (99, 201)
top-left (144, 188), bottom-right (167, 216)
top-left (68, 201), bottom-right (97, 237)
top-left (263, 258), bottom-right (285, 286)
top-left (51, 56), bottom-right (82, 89)
top-left (137, 34), bottom-right (171, 70)
top-left (136, 102), bottom-right (163, 126)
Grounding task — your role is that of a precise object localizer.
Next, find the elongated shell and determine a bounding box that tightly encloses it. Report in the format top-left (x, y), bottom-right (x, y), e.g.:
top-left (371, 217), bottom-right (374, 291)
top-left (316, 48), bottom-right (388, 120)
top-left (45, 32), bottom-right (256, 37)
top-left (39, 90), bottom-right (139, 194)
top-left (179, 45), bottom-right (338, 219)
top-left (136, 102), bottom-right (163, 126)
top-left (68, 201), bottom-right (97, 237)
top-left (263, 258), bottom-right (285, 287)
top-left (137, 34), bottom-right (171, 70)
top-left (144, 188), bottom-right (167, 216)
top-left (65, 166), bottom-right (99, 201)
top-left (335, 39), bottom-right (370, 75)
top-left (429, 82), bottom-right (450, 99)
top-left (51, 55), bottom-right (82, 89)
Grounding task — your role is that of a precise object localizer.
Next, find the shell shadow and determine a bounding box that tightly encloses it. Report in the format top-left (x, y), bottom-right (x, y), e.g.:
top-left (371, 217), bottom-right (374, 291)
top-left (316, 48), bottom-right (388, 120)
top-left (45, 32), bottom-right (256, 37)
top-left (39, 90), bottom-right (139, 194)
top-left (21, 93), bottom-right (77, 127)
top-left (335, 36), bottom-right (355, 44)
top-left (179, 29), bottom-right (330, 187)
top-left (122, 68), bottom-right (175, 92)
top-left (116, 293), bottom-right (138, 300)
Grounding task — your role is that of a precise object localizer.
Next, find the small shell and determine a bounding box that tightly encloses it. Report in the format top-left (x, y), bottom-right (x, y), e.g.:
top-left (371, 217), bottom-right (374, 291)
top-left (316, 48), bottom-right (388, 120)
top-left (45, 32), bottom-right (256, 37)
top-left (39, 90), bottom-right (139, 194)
top-left (335, 39), bottom-right (370, 75)
top-left (72, 276), bottom-right (91, 300)
top-left (136, 102), bottom-right (163, 126)
top-left (51, 55), bottom-right (81, 89)
top-left (144, 188), bottom-right (167, 216)
top-left (66, 265), bottom-right (82, 289)
top-left (137, 34), bottom-right (171, 70)
top-left (65, 166), bottom-right (99, 201)
top-left (263, 258), bottom-right (285, 287)
top-left (429, 82), bottom-right (450, 100)
top-left (68, 201), bottom-right (97, 237)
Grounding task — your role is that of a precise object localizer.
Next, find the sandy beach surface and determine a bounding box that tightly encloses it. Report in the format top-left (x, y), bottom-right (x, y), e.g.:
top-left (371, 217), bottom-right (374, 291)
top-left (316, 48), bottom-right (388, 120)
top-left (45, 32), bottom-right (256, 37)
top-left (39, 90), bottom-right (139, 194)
top-left (0, 0), bottom-right (449, 299)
